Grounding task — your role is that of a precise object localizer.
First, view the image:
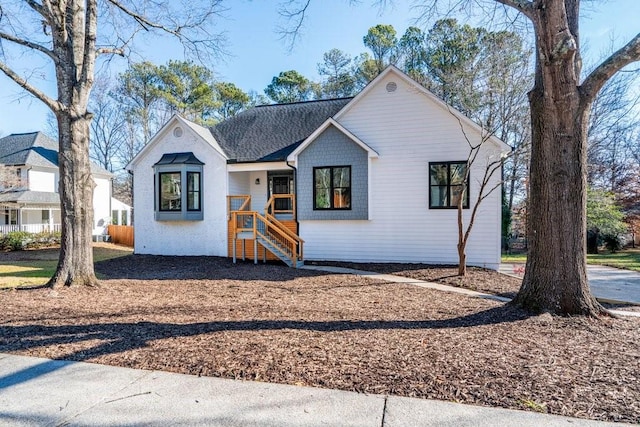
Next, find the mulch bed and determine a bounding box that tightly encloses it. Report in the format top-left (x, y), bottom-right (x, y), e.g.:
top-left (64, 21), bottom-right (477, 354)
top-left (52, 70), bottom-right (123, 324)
top-left (1, 254), bottom-right (639, 423)
top-left (311, 261), bottom-right (523, 298)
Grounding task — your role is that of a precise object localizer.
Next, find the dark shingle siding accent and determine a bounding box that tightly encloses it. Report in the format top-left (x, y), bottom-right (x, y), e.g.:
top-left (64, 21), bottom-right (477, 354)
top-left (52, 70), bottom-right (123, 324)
top-left (211, 98), bottom-right (352, 162)
top-left (297, 125), bottom-right (369, 221)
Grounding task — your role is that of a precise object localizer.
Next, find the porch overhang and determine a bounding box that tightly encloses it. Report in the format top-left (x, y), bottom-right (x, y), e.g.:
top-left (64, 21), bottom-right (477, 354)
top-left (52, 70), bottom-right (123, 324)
top-left (227, 161), bottom-right (290, 173)
top-left (0, 191), bottom-right (61, 210)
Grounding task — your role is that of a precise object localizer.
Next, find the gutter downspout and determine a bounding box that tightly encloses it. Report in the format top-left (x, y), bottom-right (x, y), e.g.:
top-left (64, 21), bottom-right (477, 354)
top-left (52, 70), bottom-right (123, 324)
top-left (286, 160), bottom-right (298, 234)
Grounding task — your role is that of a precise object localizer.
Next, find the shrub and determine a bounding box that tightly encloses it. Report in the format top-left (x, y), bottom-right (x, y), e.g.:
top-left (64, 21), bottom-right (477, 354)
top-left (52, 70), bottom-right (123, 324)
top-left (0, 231), bottom-right (61, 251)
top-left (603, 234), bottom-right (623, 253)
top-left (0, 231), bottom-right (33, 251)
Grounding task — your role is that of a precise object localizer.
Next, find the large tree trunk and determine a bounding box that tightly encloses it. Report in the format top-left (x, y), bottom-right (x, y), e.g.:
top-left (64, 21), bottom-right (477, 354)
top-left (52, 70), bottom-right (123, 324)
top-left (48, 111), bottom-right (99, 288)
top-left (46, 0), bottom-right (100, 288)
top-left (512, 1), bottom-right (604, 316)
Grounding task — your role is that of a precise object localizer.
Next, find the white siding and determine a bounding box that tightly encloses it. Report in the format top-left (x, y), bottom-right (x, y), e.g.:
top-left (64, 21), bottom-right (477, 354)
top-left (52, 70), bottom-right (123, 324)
top-left (28, 169), bottom-right (56, 192)
top-left (93, 177), bottom-right (111, 230)
top-left (228, 172), bottom-right (250, 196)
top-left (299, 72), bottom-right (503, 269)
top-left (249, 171), bottom-right (268, 211)
top-left (228, 171), bottom-right (268, 212)
top-left (132, 120), bottom-right (228, 256)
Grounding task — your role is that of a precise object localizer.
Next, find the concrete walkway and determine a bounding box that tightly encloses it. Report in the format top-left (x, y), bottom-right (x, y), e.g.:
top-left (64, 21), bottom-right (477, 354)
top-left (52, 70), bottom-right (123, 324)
top-left (303, 265), bottom-right (640, 317)
top-left (0, 353), bottom-right (631, 427)
top-left (500, 263), bottom-right (640, 305)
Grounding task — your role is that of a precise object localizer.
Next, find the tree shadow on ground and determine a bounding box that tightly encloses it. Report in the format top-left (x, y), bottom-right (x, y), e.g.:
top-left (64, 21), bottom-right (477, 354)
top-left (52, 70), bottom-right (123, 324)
top-left (94, 254), bottom-right (329, 282)
top-left (0, 304), bottom-right (532, 390)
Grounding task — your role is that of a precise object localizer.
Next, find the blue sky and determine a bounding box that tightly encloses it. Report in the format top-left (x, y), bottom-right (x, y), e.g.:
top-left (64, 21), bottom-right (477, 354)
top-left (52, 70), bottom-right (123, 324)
top-left (1, 0), bottom-right (639, 136)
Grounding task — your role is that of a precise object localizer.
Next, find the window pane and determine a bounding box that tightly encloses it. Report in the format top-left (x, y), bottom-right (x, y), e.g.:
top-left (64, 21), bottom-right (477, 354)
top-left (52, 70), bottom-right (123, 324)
top-left (450, 163), bottom-right (467, 185)
top-left (333, 188), bottom-right (351, 208)
top-left (314, 168), bottom-right (330, 209)
top-left (333, 167), bottom-right (350, 187)
top-left (430, 186), bottom-right (448, 207)
top-left (315, 187), bottom-right (331, 208)
top-left (187, 172), bottom-right (201, 211)
top-left (450, 185), bottom-right (467, 207)
top-left (315, 168), bottom-right (330, 189)
top-left (188, 172), bottom-right (200, 191)
top-left (430, 164), bottom-right (448, 185)
top-left (160, 172), bottom-right (181, 211)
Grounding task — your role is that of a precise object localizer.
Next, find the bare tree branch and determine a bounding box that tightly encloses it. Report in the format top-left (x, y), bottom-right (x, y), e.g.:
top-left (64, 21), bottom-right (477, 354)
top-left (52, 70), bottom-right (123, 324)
top-left (0, 31), bottom-right (55, 60)
top-left (105, 0), bottom-right (226, 61)
top-left (81, 0), bottom-right (99, 92)
top-left (581, 33), bottom-right (640, 104)
top-left (24, 0), bottom-right (47, 17)
top-left (0, 60), bottom-right (59, 112)
top-left (276, 0), bottom-right (311, 52)
top-left (493, 0), bottom-right (534, 20)
top-left (96, 47), bottom-right (125, 56)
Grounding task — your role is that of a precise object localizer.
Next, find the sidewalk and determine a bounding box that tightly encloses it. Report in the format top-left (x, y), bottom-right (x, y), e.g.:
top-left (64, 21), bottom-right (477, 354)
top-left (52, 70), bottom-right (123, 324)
top-left (500, 263), bottom-right (640, 305)
top-left (0, 353), bottom-right (629, 427)
top-left (303, 265), bottom-right (640, 317)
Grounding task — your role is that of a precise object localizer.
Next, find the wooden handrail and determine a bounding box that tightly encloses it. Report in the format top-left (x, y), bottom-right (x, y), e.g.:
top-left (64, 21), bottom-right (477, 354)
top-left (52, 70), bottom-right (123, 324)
top-left (231, 203), bottom-right (303, 266)
top-left (228, 195), bottom-right (251, 213)
top-left (256, 212), bottom-right (298, 247)
top-left (264, 194), bottom-right (296, 218)
top-left (264, 212), bottom-right (304, 244)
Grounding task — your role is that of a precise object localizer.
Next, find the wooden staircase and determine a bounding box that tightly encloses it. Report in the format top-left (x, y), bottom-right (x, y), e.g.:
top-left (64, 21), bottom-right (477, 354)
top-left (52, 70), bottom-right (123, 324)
top-left (228, 195), bottom-right (304, 268)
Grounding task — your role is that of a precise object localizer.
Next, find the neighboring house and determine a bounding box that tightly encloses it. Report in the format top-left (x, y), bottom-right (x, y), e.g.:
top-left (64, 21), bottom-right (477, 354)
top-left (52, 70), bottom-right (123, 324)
top-left (0, 132), bottom-right (131, 235)
top-left (127, 66), bottom-right (510, 269)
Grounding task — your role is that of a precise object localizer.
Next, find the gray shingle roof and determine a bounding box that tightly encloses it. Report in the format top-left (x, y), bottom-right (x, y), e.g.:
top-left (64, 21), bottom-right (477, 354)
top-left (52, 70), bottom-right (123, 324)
top-left (210, 98), bottom-right (352, 162)
top-left (0, 190), bottom-right (60, 205)
top-left (0, 132), bottom-right (111, 176)
top-left (0, 132), bottom-right (58, 168)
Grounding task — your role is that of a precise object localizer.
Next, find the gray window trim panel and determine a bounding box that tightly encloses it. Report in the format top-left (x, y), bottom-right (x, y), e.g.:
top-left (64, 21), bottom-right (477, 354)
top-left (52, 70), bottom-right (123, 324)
top-left (153, 163), bottom-right (204, 221)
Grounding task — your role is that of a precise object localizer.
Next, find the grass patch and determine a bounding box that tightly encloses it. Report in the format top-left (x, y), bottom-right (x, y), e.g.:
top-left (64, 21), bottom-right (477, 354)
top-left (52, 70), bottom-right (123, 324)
top-left (0, 244), bottom-right (132, 288)
top-left (0, 262), bottom-right (57, 288)
top-left (501, 253), bottom-right (527, 263)
top-left (587, 248), bottom-right (640, 272)
top-left (502, 248), bottom-right (640, 272)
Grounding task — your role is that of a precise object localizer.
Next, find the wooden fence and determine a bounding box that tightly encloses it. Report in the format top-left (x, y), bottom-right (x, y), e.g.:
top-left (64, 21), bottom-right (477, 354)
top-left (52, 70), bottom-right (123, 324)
top-left (107, 225), bottom-right (134, 247)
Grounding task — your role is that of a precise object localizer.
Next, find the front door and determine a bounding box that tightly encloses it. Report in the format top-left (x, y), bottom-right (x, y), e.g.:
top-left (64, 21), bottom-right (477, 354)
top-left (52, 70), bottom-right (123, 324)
top-left (269, 173), bottom-right (293, 212)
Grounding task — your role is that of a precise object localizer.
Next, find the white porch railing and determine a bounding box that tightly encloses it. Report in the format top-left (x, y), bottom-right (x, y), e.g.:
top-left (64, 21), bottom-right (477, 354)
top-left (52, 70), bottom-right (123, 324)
top-left (0, 224), bottom-right (62, 235)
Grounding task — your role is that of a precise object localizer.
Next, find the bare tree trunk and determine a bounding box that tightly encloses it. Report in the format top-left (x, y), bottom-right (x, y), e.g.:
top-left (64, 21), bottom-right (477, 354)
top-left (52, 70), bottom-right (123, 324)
top-left (48, 111), bottom-right (99, 288)
top-left (45, 0), bottom-right (100, 288)
top-left (457, 196), bottom-right (467, 276)
top-left (512, 1), bottom-right (604, 315)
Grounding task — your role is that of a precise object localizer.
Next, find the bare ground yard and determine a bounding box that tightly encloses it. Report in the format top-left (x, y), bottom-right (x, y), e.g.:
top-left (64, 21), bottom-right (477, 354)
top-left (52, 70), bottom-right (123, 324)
top-left (1, 252), bottom-right (639, 423)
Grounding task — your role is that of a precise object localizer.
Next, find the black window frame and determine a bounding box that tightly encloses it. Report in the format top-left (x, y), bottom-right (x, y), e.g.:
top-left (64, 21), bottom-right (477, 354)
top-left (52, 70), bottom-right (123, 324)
top-left (313, 165), bottom-right (352, 210)
top-left (186, 171), bottom-right (201, 212)
top-left (428, 161), bottom-right (469, 209)
top-left (158, 171), bottom-right (183, 212)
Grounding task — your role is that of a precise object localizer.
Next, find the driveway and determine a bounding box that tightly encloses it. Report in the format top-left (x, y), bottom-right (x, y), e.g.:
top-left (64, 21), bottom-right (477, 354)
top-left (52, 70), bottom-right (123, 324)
top-left (500, 264), bottom-right (640, 305)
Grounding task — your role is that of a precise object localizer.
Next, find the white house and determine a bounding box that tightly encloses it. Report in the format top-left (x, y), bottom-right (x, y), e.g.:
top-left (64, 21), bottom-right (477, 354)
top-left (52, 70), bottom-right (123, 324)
top-left (0, 132), bottom-right (131, 236)
top-left (127, 66), bottom-right (510, 269)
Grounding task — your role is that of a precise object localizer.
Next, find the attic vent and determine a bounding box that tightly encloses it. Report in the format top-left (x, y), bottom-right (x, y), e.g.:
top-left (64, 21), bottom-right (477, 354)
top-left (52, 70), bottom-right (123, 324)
top-left (386, 81), bottom-right (397, 92)
top-left (173, 127), bottom-right (183, 138)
